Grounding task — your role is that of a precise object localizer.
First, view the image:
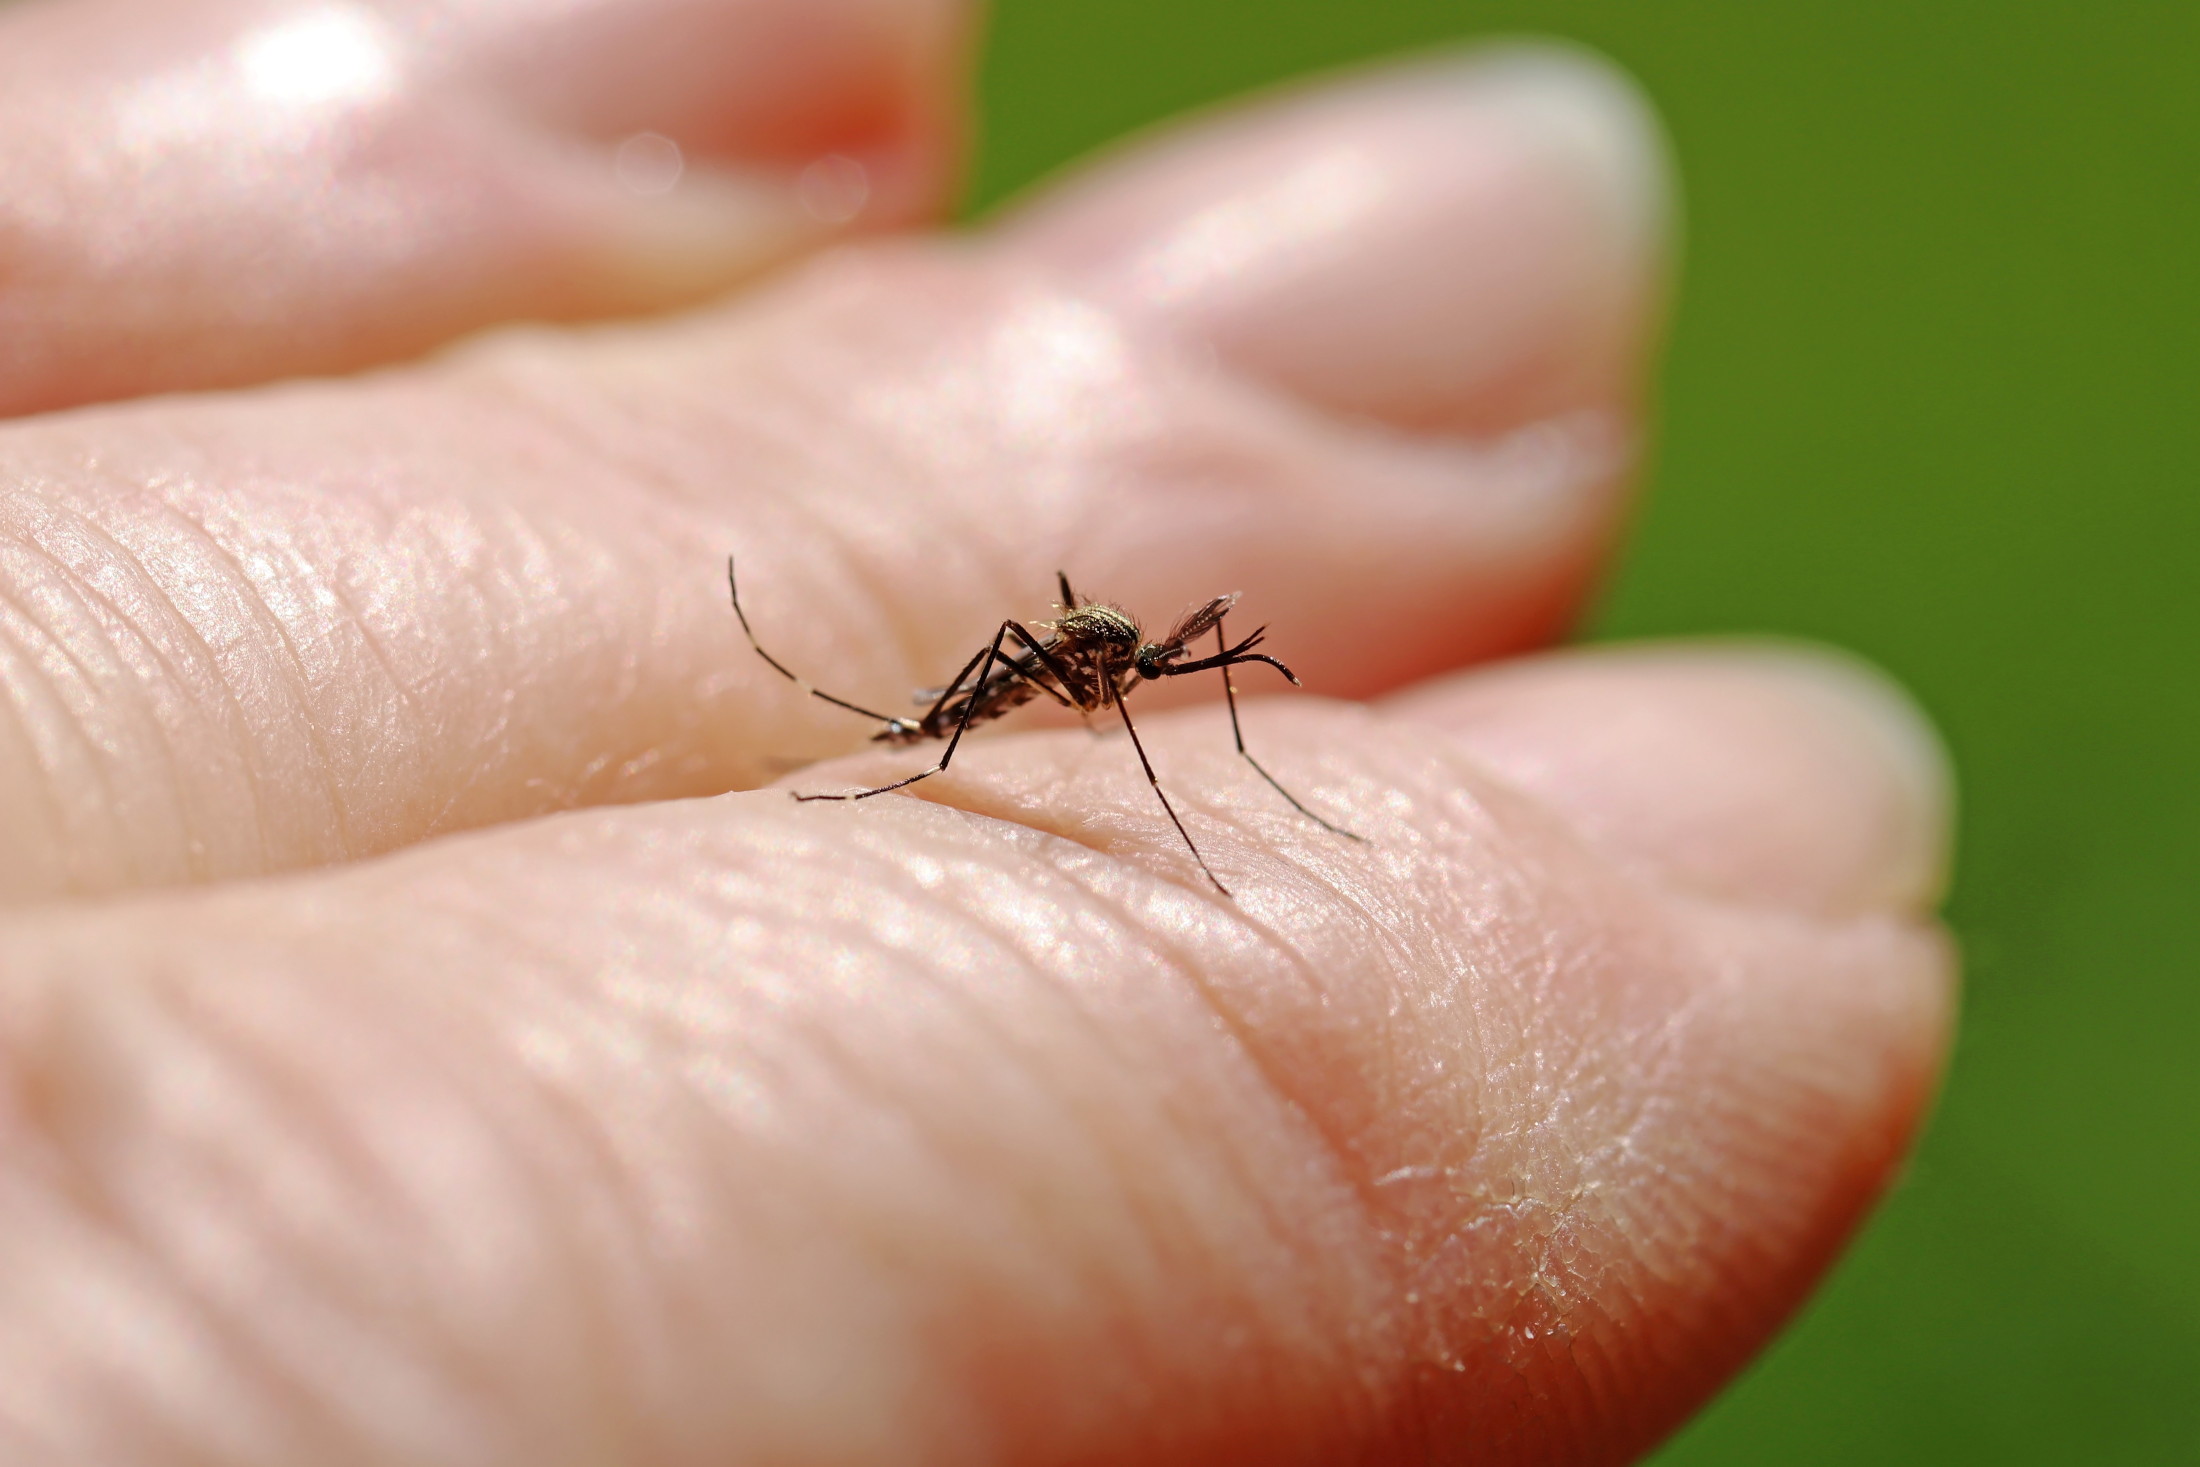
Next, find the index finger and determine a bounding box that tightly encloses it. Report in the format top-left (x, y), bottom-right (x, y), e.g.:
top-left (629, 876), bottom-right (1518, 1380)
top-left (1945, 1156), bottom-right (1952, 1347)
top-left (0, 48), bottom-right (1669, 904)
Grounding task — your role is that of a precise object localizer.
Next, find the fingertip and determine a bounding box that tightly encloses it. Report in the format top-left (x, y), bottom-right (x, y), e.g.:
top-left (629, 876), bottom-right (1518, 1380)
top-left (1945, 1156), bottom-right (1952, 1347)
top-left (999, 41), bottom-right (1675, 433)
top-left (1390, 642), bottom-right (1953, 918)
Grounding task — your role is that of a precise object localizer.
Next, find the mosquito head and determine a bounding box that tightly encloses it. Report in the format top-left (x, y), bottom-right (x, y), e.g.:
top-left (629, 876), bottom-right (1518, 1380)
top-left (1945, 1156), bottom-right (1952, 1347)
top-left (1133, 642), bottom-right (1177, 680)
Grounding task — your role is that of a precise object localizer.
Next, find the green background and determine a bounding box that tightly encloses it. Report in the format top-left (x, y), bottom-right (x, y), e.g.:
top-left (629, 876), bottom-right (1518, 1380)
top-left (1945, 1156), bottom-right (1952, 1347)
top-left (976, 2), bottom-right (2198, 1462)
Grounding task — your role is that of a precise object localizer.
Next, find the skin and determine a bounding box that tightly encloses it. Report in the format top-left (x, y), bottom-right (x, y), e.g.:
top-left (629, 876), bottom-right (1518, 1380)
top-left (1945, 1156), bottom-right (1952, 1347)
top-left (0, 2), bottom-right (1955, 1463)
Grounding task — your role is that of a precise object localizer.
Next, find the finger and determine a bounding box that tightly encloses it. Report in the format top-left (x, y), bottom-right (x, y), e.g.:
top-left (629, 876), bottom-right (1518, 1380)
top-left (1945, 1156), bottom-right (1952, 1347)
top-left (0, 647), bottom-right (1951, 1464)
top-left (1387, 642), bottom-right (1952, 917)
top-left (1001, 44), bottom-right (1668, 435)
top-left (0, 47), bottom-right (1668, 903)
top-left (0, 0), bottom-right (970, 417)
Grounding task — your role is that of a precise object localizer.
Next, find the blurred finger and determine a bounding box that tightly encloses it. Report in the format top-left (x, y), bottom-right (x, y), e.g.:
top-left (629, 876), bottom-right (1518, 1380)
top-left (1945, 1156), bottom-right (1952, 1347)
top-left (1003, 45), bottom-right (1667, 434)
top-left (0, 646), bottom-right (1952, 1464)
top-left (0, 46), bottom-right (1668, 902)
top-left (0, 0), bottom-right (970, 416)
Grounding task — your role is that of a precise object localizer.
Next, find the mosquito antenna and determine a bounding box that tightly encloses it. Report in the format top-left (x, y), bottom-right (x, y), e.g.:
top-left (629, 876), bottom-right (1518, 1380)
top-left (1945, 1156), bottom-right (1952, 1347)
top-left (1211, 617), bottom-right (1362, 841)
top-left (1057, 570), bottom-right (1078, 609)
top-left (727, 556), bottom-right (914, 730)
top-left (1108, 676), bottom-right (1229, 895)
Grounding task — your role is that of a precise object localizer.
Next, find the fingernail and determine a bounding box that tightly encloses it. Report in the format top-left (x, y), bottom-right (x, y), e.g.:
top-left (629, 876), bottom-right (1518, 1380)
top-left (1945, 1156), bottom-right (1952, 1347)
top-left (0, 0), bottom-right (966, 414)
top-left (585, 141), bottom-right (912, 303)
top-left (469, 0), bottom-right (962, 308)
top-left (1395, 644), bottom-right (1953, 918)
top-left (1002, 44), bottom-right (1673, 432)
top-left (356, 0), bottom-right (955, 307)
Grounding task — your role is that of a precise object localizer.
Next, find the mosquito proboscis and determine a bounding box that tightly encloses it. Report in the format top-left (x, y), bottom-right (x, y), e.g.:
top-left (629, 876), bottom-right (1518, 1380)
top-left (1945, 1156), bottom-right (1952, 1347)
top-left (727, 556), bottom-right (1361, 895)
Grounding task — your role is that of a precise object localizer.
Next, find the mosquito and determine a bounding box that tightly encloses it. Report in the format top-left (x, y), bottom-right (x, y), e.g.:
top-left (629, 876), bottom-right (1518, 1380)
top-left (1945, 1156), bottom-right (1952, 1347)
top-left (727, 556), bottom-right (1361, 895)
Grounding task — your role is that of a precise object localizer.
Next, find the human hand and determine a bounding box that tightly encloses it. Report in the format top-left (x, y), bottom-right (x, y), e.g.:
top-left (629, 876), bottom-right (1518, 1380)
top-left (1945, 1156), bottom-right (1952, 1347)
top-left (0, 1), bottom-right (1953, 1462)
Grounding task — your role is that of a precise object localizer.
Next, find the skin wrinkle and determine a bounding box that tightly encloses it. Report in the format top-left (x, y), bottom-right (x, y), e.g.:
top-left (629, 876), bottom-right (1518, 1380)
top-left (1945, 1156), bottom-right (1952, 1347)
top-left (0, 1178), bottom-right (245, 1463)
top-left (0, 508), bottom-right (221, 880)
top-left (401, 530), bottom-right (531, 834)
top-left (368, 983), bottom-right (678, 1464)
top-left (892, 731), bottom-right (1508, 1274)
top-left (22, 470), bottom-right (305, 879)
top-left (732, 466), bottom-right (950, 734)
top-left (1156, 858), bottom-right (1455, 1237)
top-left (1126, 721), bottom-right (1918, 1425)
top-left (769, 855), bottom-right (1262, 1339)
top-left (537, 1095), bottom-right (747, 1459)
top-left (745, 315), bottom-right (1091, 690)
top-left (467, 508), bottom-right (621, 807)
top-left (112, 990), bottom-right (426, 1418)
top-left (393, 876), bottom-right (768, 1458)
top-left (52, 989), bottom-right (297, 1462)
top-left (630, 835), bottom-right (1360, 1458)
top-left (140, 494), bottom-right (366, 869)
top-left (146, 394), bottom-right (615, 850)
top-left (1257, 748), bottom-right (1498, 1152)
top-left (978, 848), bottom-right (1370, 1290)
top-left (495, 884), bottom-right (827, 1425)
top-left (1576, 927), bottom-right (1789, 1310)
top-left (0, 582), bottom-right (100, 890)
top-left (173, 946), bottom-right (654, 1464)
top-left (53, 532), bottom-right (293, 882)
top-left (528, 813), bottom-right (1355, 1460)
top-left (738, 500), bottom-right (968, 747)
top-left (895, 743), bottom-right (1575, 1353)
top-left (471, 310), bottom-right (972, 631)
top-left (268, 514), bottom-right (429, 778)
top-left (434, 347), bottom-right (960, 777)
top-left (627, 834), bottom-right (1106, 1158)
top-left (1576, 913), bottom-right (1920, 1440)
top-left (1077, 279), bottom-right (1631, 561)
top-left (1472, 1068), bottom-right (1633, 1353)
top-left (21, 979), bottom-right (402, 1463)
top-left (541, 1076), bottom-right (805, 1459)
top-left (0, 523), bottom-right (150, 815)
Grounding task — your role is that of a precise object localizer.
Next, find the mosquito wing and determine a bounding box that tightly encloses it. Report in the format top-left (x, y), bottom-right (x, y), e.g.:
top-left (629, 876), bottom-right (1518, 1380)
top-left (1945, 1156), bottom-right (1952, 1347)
top-left (1165, 592), bottom-right (1240, 650)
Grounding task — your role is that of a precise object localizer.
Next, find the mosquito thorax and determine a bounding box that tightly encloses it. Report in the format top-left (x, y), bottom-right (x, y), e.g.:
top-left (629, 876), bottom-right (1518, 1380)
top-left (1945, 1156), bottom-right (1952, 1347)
top-left (1058, 604), bottom-right (1140, 647)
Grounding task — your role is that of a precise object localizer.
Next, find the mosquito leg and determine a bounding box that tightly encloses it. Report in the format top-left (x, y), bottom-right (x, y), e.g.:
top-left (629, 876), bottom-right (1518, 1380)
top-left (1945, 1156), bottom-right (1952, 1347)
top-left (1053, 573), bottom-right (1097, 731)
top-left (911, 621), bottom-right (1078, 736)
top-left (913, 639), bottom-right (1001, 729)
top-left (798, 621), bottom-right (1061, 802)
top-left (995, 645), bottom-right (1077, 712)
top-left (1213, 619), bottom-right (1364, 842)
top-left (1001, 620), bottom-right (1084, 704)
top-left (1110, 680), bottom-right (1230, 896)
top-left (728, 556), bottom-right (917, 735)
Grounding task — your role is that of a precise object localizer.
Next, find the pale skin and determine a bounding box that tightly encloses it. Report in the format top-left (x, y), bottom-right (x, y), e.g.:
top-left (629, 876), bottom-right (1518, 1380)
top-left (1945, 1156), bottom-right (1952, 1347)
top-left (0, 0), bottom-right (1954, 1463)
